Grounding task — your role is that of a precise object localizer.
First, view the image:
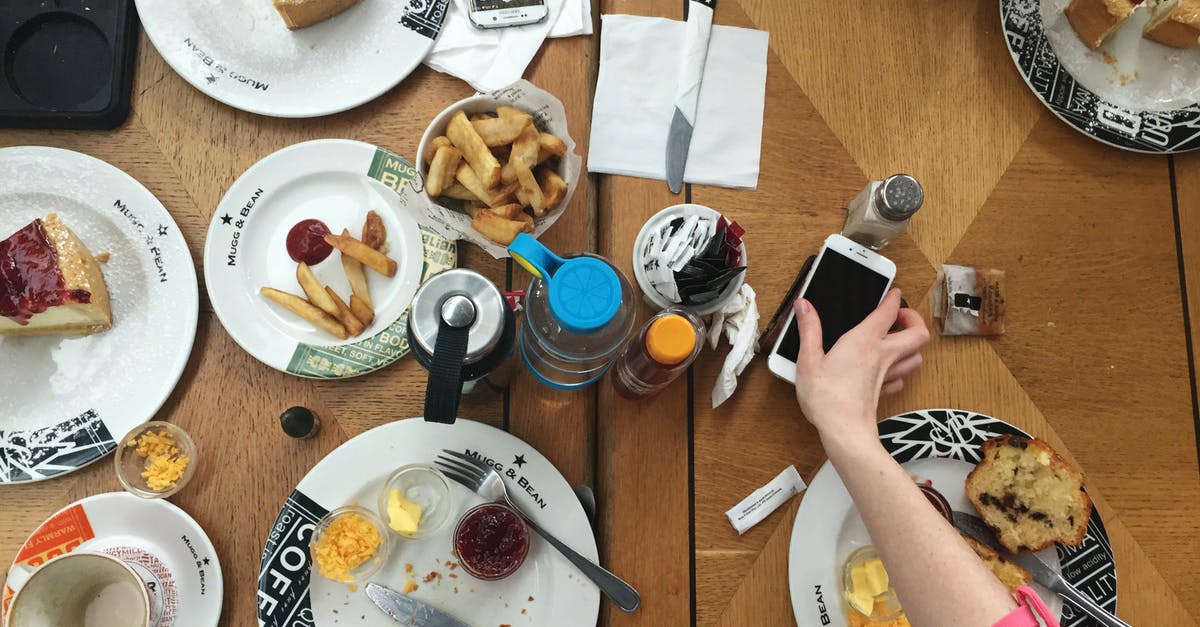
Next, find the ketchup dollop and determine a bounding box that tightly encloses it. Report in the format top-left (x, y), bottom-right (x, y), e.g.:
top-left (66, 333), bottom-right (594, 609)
top-left (453, 503), bottom-right (529, 581)
top-left (286, 219), bottom-right (333, 265)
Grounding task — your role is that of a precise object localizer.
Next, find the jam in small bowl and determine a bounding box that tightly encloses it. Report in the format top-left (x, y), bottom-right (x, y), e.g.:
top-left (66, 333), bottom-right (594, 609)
top-left (453, 503), bottom-right (530, 581)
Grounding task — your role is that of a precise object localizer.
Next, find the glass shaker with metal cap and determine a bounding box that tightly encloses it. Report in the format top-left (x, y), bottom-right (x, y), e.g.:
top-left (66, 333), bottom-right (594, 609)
top-left (408, 268), bottom-right (516, 423)
top-left (841, 174), bottom-right (924, 250)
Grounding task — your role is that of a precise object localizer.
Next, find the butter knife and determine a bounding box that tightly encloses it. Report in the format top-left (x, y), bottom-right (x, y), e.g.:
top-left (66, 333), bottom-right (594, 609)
top-left (665, 0), bottom-right (716, 194)
top-left (366, 582), bottom-right (472, 627)
top-left (952, 512), bottom-right (1129, 627)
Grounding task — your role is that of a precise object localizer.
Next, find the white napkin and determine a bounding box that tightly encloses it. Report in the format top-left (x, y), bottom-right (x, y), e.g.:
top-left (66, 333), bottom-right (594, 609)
top-left (589, 14), bottom-right (769, 189)
top-left (710, 284), bottom-right (760, 408)
top-left (424, 0), bottom-right (593, 93)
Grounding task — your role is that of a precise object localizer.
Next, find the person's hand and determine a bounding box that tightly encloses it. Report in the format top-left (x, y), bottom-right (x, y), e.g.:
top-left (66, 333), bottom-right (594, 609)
top-left (792, 289), bottom-right (929, 451)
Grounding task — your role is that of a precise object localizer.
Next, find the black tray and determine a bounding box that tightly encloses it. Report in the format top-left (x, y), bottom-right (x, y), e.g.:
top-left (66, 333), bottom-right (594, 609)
top-left (0, 0), bottom-right (138, 130)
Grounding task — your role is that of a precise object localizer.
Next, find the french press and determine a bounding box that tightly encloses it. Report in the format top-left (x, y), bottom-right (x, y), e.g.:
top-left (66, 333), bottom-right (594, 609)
top-left (408, 269), bottom-right (516, 423)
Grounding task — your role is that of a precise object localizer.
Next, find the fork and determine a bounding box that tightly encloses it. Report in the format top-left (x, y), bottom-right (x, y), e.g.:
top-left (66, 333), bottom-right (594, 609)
top-left (435, 449), bottom-right (641, 613)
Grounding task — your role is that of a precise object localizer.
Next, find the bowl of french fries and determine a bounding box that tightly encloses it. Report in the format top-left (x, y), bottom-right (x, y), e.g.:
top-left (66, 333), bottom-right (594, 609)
top-left (417, 81), bottom-right (581, 257)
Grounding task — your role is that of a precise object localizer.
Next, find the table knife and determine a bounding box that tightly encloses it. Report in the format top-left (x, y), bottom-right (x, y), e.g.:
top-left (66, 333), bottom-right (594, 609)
top-left (951, 512), bottom-right (1129, 627)
top-left (365, 582), bottom-right (473, 627)
top-left (665, 0), bottom-right (716, 194)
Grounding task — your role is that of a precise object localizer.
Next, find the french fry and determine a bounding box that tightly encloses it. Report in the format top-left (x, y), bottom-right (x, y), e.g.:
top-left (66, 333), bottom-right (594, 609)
top-left (491, 144), bottom-right (512, 163)
top-left (471, 113), bottom-right (532, 147)
top-left (497, 106), bottom-right (526, 118)
top-left (510, 123), bottom-right (539, 169)
top-left (349, 294), bottom-right (375, 328)
top-left (513, 161), bottom-right (545, 215)
top-left (442, 182), bottom-right (481, 202)
top-left (469, 112), bottom-right (494, 122)
top-left (362, 211), bottom-right (387, 251)
top-left (471, 210), bottom-right (527, 245)
top-left (500, 162), bottom-right (518, 185)
top-left (489, 203), bottom-right (525, 220)
top-left (446, 111), bottom-right (500, 188)
top-left (338, 228), bottom-right (371, 309)
top-left (260, 287), bottom-right (348, 340)
top-left (297, 262), bottom-right (339, 317)
top-left (538, 132), bottom-right (567, 156)
top-left (426, 136), bottom-right (452, 163)
top-left (536, 166), bottom-right (568, 214)
top-left (536, 148), bottom-right (553, 165)
top-left (325, 286), bottom-right (365, 337)
top-left (515, 211), bottom-right (536, 233)
top-left (325, 233), bottom-right (397, 277)
top-left (455, 163), bottom-right (518, 208)
top-left (426, 145), bottom-right (462, 197)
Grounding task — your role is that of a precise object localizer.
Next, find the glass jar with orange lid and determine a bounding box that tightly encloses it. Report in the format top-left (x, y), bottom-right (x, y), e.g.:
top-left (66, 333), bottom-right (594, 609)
top-left (611, 307), bottom-right (705, 399)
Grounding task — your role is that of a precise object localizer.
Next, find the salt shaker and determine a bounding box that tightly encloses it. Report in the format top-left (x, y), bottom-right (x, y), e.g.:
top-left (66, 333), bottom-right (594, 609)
top-left (841, 174), bottom-right (924, 250)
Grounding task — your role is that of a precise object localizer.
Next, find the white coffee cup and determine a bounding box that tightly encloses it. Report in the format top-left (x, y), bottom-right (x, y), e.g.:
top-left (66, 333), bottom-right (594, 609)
top-left (4, 552), bottom-right (150, 627)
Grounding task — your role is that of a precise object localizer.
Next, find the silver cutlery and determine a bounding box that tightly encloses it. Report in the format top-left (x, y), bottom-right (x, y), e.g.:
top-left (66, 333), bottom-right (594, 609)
top-left (952, 511), bottom-right (1128, 627)
top-left (435, 449), bottom-right (641, 612)
top-left (366, 582), bottom-right (472, 627)
top-left (665, 0), bottom-right (717, 193)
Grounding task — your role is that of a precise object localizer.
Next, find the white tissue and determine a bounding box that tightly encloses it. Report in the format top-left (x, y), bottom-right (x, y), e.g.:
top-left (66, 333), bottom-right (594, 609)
top-left (424, 0), bottom-right (592, 93)
top-left (710, 284), bottom-right (759, 408)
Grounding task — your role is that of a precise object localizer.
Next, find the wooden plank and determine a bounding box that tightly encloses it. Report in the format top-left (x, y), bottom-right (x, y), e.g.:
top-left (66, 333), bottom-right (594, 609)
top-left (593, 3), bottom-right (693, 624)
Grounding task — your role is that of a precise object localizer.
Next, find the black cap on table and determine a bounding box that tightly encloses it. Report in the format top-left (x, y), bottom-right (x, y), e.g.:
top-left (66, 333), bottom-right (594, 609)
top-left (280, 406), bottom-right (320, 439)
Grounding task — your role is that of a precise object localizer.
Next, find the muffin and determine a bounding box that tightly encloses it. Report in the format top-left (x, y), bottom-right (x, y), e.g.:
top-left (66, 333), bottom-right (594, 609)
top-left (965, 435), bottom-right (1091, 553)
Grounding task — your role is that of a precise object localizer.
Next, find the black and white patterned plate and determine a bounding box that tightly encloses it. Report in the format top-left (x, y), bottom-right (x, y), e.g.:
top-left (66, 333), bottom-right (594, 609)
top-left (788, 409), bottom-right (1116, 627)
top-left (1001, 0), bottom-right (1200, 153)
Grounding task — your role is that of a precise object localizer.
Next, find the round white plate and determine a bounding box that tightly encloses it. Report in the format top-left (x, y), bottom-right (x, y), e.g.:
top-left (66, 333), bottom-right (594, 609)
top-left (1001, 0), bottom-right (1200, 153)
top-left (205, 139), bottom-right (454, 379)
top-left (788, 410), bottom-right (1117, 627)
top-left (3, 492), bottom-right (223, 627)
top-left (257, 418), bottom-right (600, 627)
top-left (136, 0), bottom-right (450, 118)
top-left (0, 147), bottom-right (198, 484)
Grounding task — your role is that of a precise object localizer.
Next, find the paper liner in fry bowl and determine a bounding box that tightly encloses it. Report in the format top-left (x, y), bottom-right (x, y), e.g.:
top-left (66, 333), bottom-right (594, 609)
top-left (415, 79), bottom-right (583, 259)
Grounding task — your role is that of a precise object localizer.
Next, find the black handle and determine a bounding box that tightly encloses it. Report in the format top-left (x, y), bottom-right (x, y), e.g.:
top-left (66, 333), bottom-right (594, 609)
top-left (423, 317), bottom-right (469, 424)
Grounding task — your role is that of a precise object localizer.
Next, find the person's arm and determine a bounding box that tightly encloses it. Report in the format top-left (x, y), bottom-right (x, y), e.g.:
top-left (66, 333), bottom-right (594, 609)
top-left (792, 290), bottom-right (1018, 626)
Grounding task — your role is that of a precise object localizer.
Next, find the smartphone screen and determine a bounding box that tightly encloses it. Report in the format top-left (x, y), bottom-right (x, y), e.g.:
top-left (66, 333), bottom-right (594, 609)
top-left (471, 0), bottom-right (545, 10)
top-left (776, 249), bottom-right (890, 357)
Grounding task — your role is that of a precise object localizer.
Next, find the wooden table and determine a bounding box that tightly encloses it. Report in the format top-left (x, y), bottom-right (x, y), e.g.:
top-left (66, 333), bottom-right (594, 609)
top-left (3, 1), bottom-right (1199, 625)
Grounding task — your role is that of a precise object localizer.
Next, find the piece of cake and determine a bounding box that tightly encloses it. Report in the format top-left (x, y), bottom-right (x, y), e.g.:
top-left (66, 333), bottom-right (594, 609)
top-left (1065, 0), bottom-right (1143, 48)
top-left (1144, 0), bottom-right (1200, 47)
top-left (960, 535), bottom-right (1033, 595)
top-left (272, 0), bottom-right (363, 30)
top-left (965, 435), bottom-right (1091, 553)
top-left (0, 214), bottom-right (112, 337)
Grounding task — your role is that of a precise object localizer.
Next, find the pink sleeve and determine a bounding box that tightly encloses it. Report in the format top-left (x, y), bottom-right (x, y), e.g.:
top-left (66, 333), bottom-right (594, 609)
top-left (992, 586), bottom-right (1059, 627)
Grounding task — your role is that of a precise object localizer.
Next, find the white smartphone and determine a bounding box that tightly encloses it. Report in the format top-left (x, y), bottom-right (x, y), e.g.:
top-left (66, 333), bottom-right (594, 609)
top-left (468, 0), bottom-right (549, 29)
top-left (767, 234), bottom-right (896, 383)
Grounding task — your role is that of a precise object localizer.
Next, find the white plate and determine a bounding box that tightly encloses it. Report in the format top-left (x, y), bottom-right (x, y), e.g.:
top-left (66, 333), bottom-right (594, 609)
top-left (136, 0), bottom-right (450, 118)
top-left (789, 409), bottom-right (1118, 627)
top-left (257, 418), bottom-right (600, 627)
top-left (2, 492), bottom-right (223, 627)
top-left (0, 147), bottom-right (199, 484)
top-left (205, 139), bottom-right (454, 379)
top-left (1001, 0), bottom-right (1200, 153)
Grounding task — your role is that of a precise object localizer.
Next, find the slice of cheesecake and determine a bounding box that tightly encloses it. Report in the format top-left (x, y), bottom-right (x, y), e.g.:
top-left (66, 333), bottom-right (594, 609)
top-left (0, 214), bottom-right (112, 337)
top-left (1064, 0), bottom-right (1143, 48)
top-left (1144, 0), bottom-right (1200, 48)
top-left (273, 0), bottom-right (363, 30)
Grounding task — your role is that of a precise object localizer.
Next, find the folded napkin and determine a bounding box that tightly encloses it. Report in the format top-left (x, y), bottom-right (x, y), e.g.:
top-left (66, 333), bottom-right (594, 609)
top-left (710, 284), bottom-right (760, 408)
top-left (425, 0), bottom-right (593, 93)
top-left (589, 14), bottom-right (769, 189)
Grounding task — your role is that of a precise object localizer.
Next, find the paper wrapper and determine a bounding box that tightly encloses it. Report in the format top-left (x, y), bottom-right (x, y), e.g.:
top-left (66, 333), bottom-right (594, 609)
top-left (415, 79), bottom-right (583, 259)
top-left (932, 264), bottom-right (1007, 336)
